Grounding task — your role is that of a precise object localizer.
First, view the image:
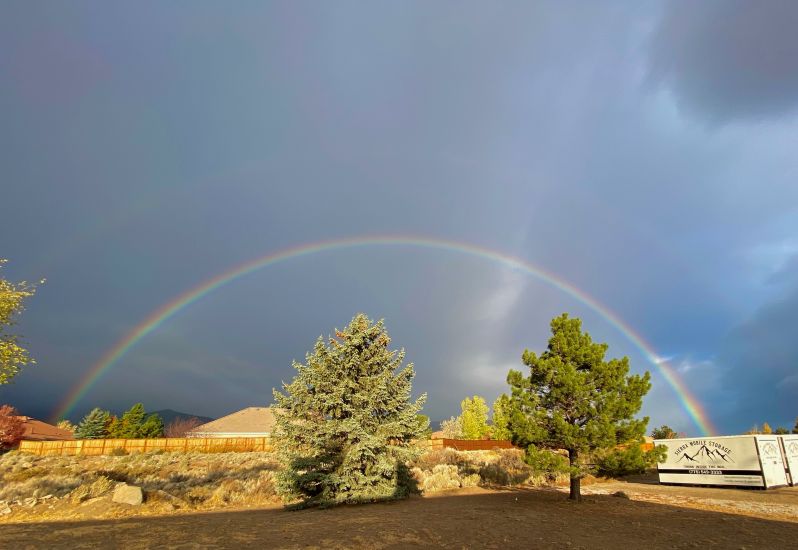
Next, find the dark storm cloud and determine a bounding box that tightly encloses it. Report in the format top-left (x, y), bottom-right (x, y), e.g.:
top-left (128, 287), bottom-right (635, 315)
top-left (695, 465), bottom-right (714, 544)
top-left (649, 0), bottom-right (798, 123)
top-left (715, 261), bottom-right (798, 431)
top-left (1, 2), bottom-right (797, 435)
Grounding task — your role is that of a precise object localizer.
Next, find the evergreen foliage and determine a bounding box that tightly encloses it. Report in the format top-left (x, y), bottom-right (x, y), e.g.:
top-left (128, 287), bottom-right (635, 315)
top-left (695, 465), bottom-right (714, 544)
top-left (595, 444), bottom-right (666, 478)
top-left (460, 396), bottom-right (490, 440)
top-left (507, 313), bottom-right (651, 501)
top-left (107, 404), bottom-right (163, 438)
top-left (273, 313), bottom-right (427, 507)
top-left (794, 417), bottom-right (798, 434)
top-left (116, 403), bottom-right (147, 438)
top-left (0, 259), bottom-right (40, 385)
top-left (107, 416), bottom-right (121, 438)
top-left (491, 394), bottom-right (512, 440)
top-left (774, 426), bottom-right (789, 435)
top-left (524, 444), bottom-right (569, 478)
top-left (75, 408), bottom-right (110, 439)
top-left (139, 413), bottom-right (165, 438)
top-left (416, 414), bottom-right (433, 439)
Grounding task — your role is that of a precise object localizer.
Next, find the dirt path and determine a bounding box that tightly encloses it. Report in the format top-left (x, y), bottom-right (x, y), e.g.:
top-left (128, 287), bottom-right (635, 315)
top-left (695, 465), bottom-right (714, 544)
top-left (584, 475), bottom-right (798, 523)
top-left (3, 486), bottom-right (798, 549)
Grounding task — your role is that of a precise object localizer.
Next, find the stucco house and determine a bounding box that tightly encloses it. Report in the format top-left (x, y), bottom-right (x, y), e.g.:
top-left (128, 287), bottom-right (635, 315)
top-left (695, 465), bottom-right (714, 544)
top-left (186, 407), bottom-right (282, 438)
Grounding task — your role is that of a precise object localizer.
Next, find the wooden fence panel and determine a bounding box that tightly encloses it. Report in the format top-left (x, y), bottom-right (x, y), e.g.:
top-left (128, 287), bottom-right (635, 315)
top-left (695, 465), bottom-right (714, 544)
top-left (17, 436), bottom-right (276, 457)
top-left (440, 439), bottom-right (516, 451)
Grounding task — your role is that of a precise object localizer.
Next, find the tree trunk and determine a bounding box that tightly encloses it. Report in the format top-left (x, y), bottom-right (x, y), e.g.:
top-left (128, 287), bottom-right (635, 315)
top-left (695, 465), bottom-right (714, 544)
top-left (568, 449), bottom-right (581, 501)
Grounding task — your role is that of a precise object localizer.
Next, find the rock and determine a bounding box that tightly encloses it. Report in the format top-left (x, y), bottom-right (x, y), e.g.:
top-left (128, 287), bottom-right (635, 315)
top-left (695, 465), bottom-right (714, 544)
top-left (20, 461), bottom-right (33, 469)
top-left (612, 491), bottom-right (630, 499)
top-left (112, 483), bottom-right (143, 506)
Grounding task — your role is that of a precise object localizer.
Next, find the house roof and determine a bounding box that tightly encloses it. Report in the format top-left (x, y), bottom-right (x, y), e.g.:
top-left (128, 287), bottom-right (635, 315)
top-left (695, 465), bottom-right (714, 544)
top-left (19, 417), bottom-right (75, 441)
top-left (187, 407), bottom-right (282, 436)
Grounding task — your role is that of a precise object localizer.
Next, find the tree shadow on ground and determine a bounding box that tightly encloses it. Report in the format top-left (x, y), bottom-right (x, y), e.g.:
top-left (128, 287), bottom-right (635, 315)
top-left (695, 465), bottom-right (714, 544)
top-left (2, 487), bottom-right (797, 549)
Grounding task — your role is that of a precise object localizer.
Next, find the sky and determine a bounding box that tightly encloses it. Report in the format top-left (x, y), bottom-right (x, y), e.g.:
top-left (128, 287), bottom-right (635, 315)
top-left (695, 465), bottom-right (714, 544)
top-left (2, 1), bottom-right (797, 435)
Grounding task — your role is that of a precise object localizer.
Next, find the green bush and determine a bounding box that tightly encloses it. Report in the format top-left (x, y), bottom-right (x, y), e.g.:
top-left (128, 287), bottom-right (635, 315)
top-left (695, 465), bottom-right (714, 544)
top-left (595, 444), bottom-right (665, 478)
top-left (524, 445), bottom-right (569, 481)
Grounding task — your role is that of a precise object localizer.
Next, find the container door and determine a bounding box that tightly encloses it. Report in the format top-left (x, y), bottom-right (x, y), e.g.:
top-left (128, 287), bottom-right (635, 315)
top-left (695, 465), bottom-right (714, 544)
top-left (780, 435), bottom-right (798, 486)
top-left (755, 436), bottom-right (788, 488)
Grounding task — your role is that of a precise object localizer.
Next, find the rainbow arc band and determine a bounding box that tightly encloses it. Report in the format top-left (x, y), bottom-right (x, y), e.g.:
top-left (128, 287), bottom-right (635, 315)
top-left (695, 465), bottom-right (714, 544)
top-left (52, 236), bottom-right (716, 436)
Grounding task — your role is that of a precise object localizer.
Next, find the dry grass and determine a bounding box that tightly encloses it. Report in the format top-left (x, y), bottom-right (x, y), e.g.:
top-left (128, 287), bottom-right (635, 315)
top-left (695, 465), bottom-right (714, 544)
top-left (0, 445), bottom-right (570, 521)
top-left (410, 447), bottom-right (567, 493)
top-left (0, 449), bottom-right (280, 514)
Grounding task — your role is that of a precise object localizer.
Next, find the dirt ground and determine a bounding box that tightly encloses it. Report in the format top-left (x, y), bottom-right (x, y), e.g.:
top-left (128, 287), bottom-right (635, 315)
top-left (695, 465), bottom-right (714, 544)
top-left (2, 480), bottom-right (798, 549)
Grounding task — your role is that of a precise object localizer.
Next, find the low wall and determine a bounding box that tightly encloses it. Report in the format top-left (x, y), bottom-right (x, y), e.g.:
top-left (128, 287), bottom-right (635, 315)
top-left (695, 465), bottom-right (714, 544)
top-left (18, 436), bottom-right (273, 456)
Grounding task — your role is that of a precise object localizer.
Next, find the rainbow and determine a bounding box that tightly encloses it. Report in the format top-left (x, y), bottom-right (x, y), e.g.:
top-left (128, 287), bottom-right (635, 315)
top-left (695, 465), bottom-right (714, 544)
top-left (52, 236), bottom-right (716, 435)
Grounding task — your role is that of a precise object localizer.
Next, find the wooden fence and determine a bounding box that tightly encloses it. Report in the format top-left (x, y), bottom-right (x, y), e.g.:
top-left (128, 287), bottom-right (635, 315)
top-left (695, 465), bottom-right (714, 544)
top-left (18, 437), bottom-right (273, 456)
top-left (419, 438), bottom-right (516, 451)
top-left (18, 437), bottom-right (651, 457)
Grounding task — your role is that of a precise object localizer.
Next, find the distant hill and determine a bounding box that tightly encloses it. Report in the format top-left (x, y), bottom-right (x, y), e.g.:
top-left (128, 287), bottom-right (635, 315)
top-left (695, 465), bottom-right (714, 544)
top-left (152, 409), bottom-right (214, 426)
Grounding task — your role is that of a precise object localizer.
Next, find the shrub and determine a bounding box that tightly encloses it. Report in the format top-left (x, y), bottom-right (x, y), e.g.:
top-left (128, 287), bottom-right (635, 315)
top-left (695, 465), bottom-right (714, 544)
top-left (414, 448), bottom-right (466, 471)
top-left (0, 404), bottom-right (25, 450)
top-left (440, 416), bottom-right (463, 439)
top-left (478, 449), bottom-right (531, 486)
top-left (69, 475), bottom-right (115, 503)
top-left (109, 447), bottom-right (129, 456)
top-left (524, 445), bottom-right (569, 481)
top-left (420, 464), bottom-right (462, 492)
top-left (595, 444), bottom-right (665, 478)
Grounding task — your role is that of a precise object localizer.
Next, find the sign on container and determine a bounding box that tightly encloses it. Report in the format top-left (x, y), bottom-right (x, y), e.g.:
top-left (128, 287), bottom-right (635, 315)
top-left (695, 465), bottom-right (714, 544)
top-left (655, 435), bottom-right (788, 489)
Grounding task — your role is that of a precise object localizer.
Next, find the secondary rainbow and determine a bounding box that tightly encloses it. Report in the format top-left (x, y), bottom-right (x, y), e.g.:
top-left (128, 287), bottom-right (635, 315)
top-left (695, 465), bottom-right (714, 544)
top-left (53, 236), bottom-right (717, 435)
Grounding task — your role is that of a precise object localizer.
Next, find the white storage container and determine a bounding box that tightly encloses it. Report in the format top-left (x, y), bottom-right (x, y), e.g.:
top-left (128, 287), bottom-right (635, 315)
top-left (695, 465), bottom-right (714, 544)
top-left (655, 435), bottom-right (788, 489)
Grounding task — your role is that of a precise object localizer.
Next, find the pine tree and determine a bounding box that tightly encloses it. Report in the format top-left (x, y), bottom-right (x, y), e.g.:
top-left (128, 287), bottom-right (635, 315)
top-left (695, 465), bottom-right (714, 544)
top-left (460, 396), bottom-right (490, 440)
top-left (273, 313), bottom-right (427, 507)
top-left (793, 417), bottom-right (798, 434)
top-left (507, 314), bottom-right (651, 501)
top-left (107, 416), bottom-right (122, 438)
top-left (139, 413), bottom-right (164, 438)
top-left (116, 403), bottom-right (147, 438)
top-left (416, 414), bottom-right (433, 439)
top-left (491, 394), bottom-right (512, 440)
top-left (75, 408), bottom-right (111, 439)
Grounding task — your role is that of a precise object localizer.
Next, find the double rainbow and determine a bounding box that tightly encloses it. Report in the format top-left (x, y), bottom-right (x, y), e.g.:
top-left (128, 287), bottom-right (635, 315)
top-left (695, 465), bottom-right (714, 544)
top-left (52, 236), bottom-right (716, 435)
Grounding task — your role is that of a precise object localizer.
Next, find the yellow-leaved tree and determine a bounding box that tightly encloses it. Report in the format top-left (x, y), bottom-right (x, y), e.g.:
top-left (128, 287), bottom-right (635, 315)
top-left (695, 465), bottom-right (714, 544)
top-left (1, 259), bottom-right (40, 385)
